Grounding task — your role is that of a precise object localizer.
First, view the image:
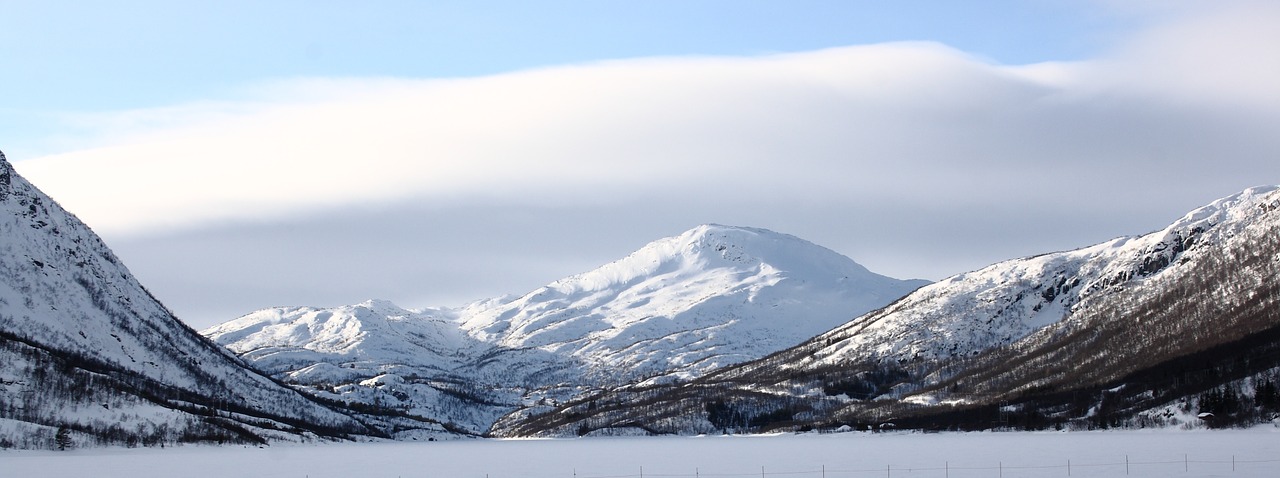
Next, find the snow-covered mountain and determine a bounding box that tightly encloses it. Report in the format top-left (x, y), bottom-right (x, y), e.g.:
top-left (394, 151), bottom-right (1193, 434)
top-left (459, 224), bottom-right (929, 382)
top-left (0, 150), bottom-right (371, 449)
top-left (202, 300), bottom-right (575, 436)
top-left (204, 224), bottom-right (928, 435)
top-left (788, 186), bottom-right (1279, 370)
top-left (10, 132), bottom-right (1274, 442)
top-left (494, 186), bottom-right (1280, 436)
top-left (206, 300), bottom-right (474, 382)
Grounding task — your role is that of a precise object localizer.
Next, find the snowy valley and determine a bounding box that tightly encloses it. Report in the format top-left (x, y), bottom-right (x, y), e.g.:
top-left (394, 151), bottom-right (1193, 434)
top-left (9, 429), bottom-right (1280, 478)
top-left (2, 144), bottom-right (1279, 449)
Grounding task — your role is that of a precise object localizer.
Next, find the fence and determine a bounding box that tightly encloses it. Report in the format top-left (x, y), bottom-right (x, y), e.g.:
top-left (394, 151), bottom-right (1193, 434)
top-left (562, 454), bottom-right (1280, 478)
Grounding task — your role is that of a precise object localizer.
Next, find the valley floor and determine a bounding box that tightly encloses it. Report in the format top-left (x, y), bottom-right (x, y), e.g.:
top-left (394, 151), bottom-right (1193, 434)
top-left (5, 427), bottom-right (1280, 478)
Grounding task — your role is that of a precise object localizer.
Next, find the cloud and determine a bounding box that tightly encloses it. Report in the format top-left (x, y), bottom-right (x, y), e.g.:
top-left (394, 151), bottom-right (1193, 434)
top-left (15, 43), bottom-right (1051, 234)
top-left (1089, 1), bottom-right (1280, 107)
top-left (11, 1), bottom-right (1280, 328)
top-left (18, 21), bottom-right (1278, 238)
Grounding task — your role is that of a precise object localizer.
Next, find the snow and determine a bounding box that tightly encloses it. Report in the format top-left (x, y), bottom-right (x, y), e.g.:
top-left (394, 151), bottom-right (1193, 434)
top-left (209, 224), bottom-right (928, 385)
top-left (11, 132), bottom-right (1279, 448)
top-left (201, 224), bottom-right (930, 435)
top-left (7, 429), bottom-right (1280, 478)
top-left (0, 152), bottom-right (365, 445)
top-left (456, 223), bottom-right (930, 380)
top-left (796, 186), bottom-right (1280, 370)
top-left (191, 187), bottom-right (1280, 439)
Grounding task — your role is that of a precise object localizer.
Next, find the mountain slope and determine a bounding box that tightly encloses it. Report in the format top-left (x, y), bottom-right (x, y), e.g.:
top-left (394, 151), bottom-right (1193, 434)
top-left (492, 186), bottom-right (1280, 437)
top-left (458, 224), bottom-right (929, 382)
top-left (202, 300), bottom-right (573, 437)
top-left (205, 224), bottom-right (928, 435)
top-left (776, 187), bottom-right (1270, 370)
top-left (0, 150), bottom-right (370, 449)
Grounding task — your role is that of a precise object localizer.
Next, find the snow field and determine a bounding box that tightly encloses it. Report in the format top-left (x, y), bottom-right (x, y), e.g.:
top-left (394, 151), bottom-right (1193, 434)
top-left (6, 429), bottom-right (1280, 478)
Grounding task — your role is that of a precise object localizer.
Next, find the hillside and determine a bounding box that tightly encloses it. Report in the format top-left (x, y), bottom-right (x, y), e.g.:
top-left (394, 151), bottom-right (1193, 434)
top-left (458, 224), bottom-right (929, 382)
top-left (0, 150), bottom-right (372, 449)
top-left (14, 131), bottom-right (1273, 445)
top-left (492, 186), bottom-right (1280, 436)
top-left (202, 300), bottom-right (572, 437)
top-left (205, 224), bottom-right (929, 436)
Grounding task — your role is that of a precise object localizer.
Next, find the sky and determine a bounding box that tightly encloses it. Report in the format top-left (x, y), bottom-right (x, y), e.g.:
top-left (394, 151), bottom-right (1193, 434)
top-left (3, 1), bottom-right (1279, 330)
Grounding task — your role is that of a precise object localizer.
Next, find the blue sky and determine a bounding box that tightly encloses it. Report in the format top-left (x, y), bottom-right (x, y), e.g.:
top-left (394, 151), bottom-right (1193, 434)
top-left (4, 1), bottom-right (1279, 329)
top-left (3, 1), bottom-right (1132, 153)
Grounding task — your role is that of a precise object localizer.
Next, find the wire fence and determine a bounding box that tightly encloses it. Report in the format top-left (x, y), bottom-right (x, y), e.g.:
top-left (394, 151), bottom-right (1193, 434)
top-left (560, 454), bottom-right (1280, 478)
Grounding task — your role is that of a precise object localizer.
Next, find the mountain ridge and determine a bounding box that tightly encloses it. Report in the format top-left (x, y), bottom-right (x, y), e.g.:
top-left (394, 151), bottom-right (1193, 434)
top-left (802, 185), bottom-right (1279, 369)
top-left (489, 185), bottom-right (1280, 437)
top-left (8, 137), bottom-right (1274, 446)
top-left (456, 223), bottom-right (930, 379)
top-left (204, 222), bottom-right (931, 436)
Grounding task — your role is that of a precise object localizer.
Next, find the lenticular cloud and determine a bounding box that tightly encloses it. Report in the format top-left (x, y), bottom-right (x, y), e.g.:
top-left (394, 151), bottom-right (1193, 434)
top-left (14, 2), bottom-right (1280, 239)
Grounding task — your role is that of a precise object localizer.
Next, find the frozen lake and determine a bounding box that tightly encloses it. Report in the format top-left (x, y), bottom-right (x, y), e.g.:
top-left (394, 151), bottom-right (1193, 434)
top-left (6, 428), bottom-right (1280, 478)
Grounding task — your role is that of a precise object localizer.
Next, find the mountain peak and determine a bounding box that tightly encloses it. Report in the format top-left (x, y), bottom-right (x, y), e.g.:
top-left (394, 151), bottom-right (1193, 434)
top-left (459, 224), bottom-right (928, 381)
top-left (354, 298), bottom-right (410, 315)
top-left (676, 223), bottom-right (813, 261)
top-left (1170, 185), bottom-right (1279, 231)
top-left (678, 223), bottom-right (805, 246)
top-left (549, 224), bottom-right (881, 296)
top-left (683, 223), bottom-right (775, 238)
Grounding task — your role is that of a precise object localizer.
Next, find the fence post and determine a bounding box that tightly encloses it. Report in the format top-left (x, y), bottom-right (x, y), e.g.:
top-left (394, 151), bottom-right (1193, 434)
top-left (1126, 455), bottom-right (1129, 475)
